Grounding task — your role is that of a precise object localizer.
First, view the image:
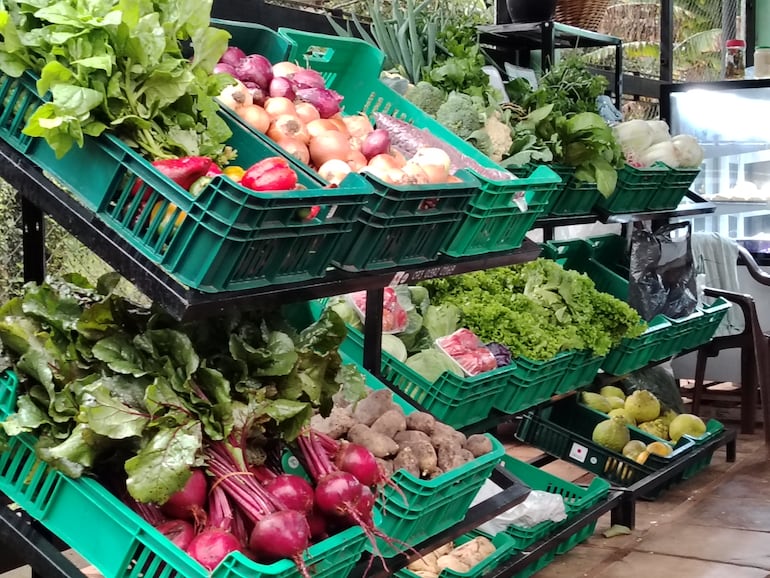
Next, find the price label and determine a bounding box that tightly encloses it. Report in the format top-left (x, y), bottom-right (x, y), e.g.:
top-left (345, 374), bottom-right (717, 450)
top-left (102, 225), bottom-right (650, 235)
top-left (568, 442), bottom-right (589, 463)
top-left (512, 191), bottom-right (528, 213)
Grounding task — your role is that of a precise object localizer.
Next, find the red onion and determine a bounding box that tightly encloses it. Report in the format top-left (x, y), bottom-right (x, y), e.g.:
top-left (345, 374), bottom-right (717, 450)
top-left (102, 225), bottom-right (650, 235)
top-left (269, 76), bottom-right (296, 100)
top-left (295, 87), bottom-right (343, 119)
top-left (213, 62), bottom-right (237, 76)
top-left (243, 82), bottom-right (267, 106)
top-left (220, 46), bottom-right (247, 68)
top-left (236, 54), bottom-right (273, 90)
top-left (290, 69), bottom-right (326, 90)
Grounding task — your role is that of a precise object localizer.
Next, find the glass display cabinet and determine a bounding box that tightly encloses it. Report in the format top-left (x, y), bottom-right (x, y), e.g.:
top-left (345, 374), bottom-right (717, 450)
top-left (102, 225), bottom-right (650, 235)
top-left (661, 79), bottom-right (770, 256)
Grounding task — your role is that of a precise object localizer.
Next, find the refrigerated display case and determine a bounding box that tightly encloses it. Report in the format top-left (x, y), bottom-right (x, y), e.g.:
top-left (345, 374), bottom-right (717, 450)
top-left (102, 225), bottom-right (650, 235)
top-left (661, 79), bottom-right (770, 257)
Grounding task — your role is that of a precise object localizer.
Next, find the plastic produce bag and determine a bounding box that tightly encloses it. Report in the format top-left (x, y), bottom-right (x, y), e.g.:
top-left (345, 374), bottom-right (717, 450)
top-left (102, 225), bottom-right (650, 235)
top-left (347, 288), bottom-right (408, 333)
top-left (435, 328), bottom-right (497, 376)
top-left (471, 480), bottom-right (567, 535)
top-left (628, 222), bottom-right (697, 321)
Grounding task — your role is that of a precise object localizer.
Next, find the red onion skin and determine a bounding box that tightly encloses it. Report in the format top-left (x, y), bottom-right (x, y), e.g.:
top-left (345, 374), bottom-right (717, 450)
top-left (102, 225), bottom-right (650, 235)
top-left (269, 77), bottom-right (296, 101)
top-left (220, 46), bottom-right (247, 67)
top-left (290, 69), bottom-right (326, 90)
top-left (295, 88), bottom-right (343, 119)
top-left (236, 54), bottom-right (274, 90)
top-left (214, 62), bottom-right (237, 76)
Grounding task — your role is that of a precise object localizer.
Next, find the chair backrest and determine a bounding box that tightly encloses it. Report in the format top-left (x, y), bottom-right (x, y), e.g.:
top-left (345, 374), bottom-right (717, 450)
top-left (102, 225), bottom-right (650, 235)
top-left (691, 232), bottom-right (743, 336)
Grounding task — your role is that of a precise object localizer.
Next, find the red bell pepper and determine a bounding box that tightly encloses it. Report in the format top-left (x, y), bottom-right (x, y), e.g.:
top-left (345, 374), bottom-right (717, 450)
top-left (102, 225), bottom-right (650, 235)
top-left (240, 157), bottom-right (298, 192)
top-left (130, 156), bottom-right (216, 203)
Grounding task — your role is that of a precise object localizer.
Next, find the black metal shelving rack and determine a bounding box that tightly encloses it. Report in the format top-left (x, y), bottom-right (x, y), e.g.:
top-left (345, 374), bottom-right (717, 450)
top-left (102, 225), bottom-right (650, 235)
top-left (0, 121), bottom-right (735, 577)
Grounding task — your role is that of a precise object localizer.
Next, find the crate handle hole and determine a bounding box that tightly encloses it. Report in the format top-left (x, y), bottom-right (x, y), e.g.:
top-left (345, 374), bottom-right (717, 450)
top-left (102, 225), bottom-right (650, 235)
top-left (302, 45), bottom-right (334, 64)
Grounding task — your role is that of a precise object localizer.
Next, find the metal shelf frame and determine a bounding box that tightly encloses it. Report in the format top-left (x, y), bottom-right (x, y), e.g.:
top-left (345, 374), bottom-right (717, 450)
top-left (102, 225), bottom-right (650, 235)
top-left (478, 21), bottom-right (624, 110)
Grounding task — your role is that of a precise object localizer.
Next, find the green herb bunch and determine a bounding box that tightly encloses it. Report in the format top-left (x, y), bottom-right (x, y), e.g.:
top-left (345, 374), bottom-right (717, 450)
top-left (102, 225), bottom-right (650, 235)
top-left (0, 0), bottom-right (235, 161)
top-left (0, 273), bottom-right (365, 504)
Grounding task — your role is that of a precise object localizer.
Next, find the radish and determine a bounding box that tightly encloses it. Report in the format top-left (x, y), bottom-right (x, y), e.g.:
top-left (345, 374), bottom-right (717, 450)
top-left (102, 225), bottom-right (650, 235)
top-left (160, 468), bottom-right (207, 522)
top-left (264, 474), bottom-right (315, 514)
top-left (156, 520), bottom-right (195, 551)
top-left (186, 528), bottom-right (243, 571)
top-left (206, 442), bottom-right (312, 578)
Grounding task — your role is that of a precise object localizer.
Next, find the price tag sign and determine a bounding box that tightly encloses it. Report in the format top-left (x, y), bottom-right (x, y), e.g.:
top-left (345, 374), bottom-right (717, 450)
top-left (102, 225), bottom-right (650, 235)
top-left (568, 442), bottom-right (589, 463)
top-left (281, 449), bottom-right (311, 482)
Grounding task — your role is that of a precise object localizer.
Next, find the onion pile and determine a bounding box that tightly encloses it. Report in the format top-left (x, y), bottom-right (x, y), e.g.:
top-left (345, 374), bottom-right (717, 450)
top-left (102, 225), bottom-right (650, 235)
top-left (216, 47), bottom-right (461, 188)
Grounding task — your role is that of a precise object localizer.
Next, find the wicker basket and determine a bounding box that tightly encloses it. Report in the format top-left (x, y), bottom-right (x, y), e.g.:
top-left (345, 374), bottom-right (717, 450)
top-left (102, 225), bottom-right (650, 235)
top-left (554, 0), bottom-right (611, 31)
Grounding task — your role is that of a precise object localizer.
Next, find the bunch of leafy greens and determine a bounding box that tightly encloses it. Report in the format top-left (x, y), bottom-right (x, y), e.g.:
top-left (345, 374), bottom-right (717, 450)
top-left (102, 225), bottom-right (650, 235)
top-left (427, 22), bottom-right (499, 105)
top-left (502, 55), bottom-right (624, 197)
top-left (0, 0), bottom-right (235, 161)
top-left (420, 259), bottom-right (645, 360)
top-left (0, 273), bottom-right (365, 505)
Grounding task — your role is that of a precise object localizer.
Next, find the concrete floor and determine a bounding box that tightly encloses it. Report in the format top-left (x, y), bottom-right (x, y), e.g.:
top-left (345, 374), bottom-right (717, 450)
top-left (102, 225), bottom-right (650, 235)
top-left (2, 429), bottom-right (767, 578)
top-left (521, 430), bottom-right (770, 578)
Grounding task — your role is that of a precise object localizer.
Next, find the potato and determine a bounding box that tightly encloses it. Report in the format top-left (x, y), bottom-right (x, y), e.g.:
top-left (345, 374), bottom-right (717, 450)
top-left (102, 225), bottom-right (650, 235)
top-left (431, 422), bottom-right (466, 448)
top-left (412, 572), bottom-right (439, 578)
top-left (375, 457), bottom-right (393, 478)
top-left (464, 434), bottom-right (493, 458)
top-left (310, 406), bottom-right (356, 440)
top-left (371, 409), bottom-right (407, 439)
top-left (353, 389), bottom-right (401, 426)
top-left (451, 536), bottom-right (496, 568)
top-left (347, 423), bottom-right (399, 458)
top-left (436, 554), bottom-right (471, 573)
top-left (400, 440), bottom-right (438, 477)
top-left (437, 445), bottom-right (474, 471)
top-left (405, 411), bottom-right (436, 435)
top-left (392, 446), bottom-right (420, 477)
top-left (407, 551), bottom-right (439, 573)
top-left (394, 429), bottom-right (432, 447)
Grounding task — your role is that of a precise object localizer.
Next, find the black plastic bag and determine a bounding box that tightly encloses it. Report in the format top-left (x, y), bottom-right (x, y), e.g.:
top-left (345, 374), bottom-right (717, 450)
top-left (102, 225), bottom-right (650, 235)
top-left (628, 222), bottom-right (697, 321)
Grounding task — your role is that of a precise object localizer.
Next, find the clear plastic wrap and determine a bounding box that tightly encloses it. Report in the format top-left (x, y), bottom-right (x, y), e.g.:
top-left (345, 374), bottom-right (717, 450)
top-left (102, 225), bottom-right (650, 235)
top-left (347, 287), bottom-right (409, 333)
top-left (435, 328), bottom-right (498, 376)
top-left (628, 222), bottom-right (697, 321)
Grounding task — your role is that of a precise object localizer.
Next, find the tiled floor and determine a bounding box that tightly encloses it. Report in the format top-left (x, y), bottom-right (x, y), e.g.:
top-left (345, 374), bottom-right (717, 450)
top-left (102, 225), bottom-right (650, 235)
top-left (2, 429), bottom-right (768, 578)
top-left (514, 429), bottom-right (770, 578)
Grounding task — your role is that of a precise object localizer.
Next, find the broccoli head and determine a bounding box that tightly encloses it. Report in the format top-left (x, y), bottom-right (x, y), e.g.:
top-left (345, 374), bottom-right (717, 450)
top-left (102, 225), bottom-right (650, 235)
top-left (404, 81), bottom-right (447, 117)
top-left (436, 92), bottom-right (485, 139)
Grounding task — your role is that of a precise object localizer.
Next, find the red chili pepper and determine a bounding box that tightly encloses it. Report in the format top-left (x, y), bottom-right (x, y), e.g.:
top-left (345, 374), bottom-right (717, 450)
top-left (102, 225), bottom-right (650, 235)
top-left (240, 157), bottom-right (298, 192)
top-left (130, 156), bottom-right (215, 202)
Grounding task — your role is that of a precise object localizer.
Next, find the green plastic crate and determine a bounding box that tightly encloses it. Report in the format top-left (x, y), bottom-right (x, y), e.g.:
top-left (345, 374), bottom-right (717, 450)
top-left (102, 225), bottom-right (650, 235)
top-left (553, 350), bottom-right (605, 396)
top-left (544, 164), bottom-right (602, 216)
top-left (498, 455), bottom-right (609, 554)
top-left (650, 164), bottom-right (701, 211)
top-left (394, 532), bottom-right (517, 578)
top-left (677, 297), bottom-right (731, 352)
top-left (332, 174), bottom-right (478, 271)
top-left (0, 71), bottom-right (373, 293)
top-left (516, 397), bottom-right (695, 493)
top-left (494, 352), bottom-right (575, 415)
top-left (278, 29), bottom-right (529, 206)
top-left (344, 352), bottom-right (506, 556)
top-left (601, 317), bottom-right (672, 375)
top-left (212, 19), bottom-right (293, 63)
top-left (343, 324), bottom-right (513, 429)
top-left (441, 202), bottom-right (544, 257)
top-left (595, 163), bottom-right (669, 214)
top-left (0, 371), bottom-right (368, 578)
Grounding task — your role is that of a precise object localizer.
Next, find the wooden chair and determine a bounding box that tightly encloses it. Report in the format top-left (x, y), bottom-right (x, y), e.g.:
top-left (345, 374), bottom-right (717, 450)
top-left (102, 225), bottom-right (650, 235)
top-left (691, 246), bottom-right (770, 444)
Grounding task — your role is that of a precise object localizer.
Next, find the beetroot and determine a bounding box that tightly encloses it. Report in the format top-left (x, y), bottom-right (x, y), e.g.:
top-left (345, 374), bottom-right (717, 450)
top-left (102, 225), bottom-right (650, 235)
top-left (187, 528), bottom-right (242, 571)
top-left (160, 469), bottom-right (207, 521)
top-left (249, 510), bottom-right (311, 563)
top-left (264, 474), bottom-right (315, 514)
top-left (156, 520), bottom-right (195, 551)
top-left (335, 443), bottom-right (382, 487)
